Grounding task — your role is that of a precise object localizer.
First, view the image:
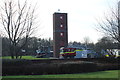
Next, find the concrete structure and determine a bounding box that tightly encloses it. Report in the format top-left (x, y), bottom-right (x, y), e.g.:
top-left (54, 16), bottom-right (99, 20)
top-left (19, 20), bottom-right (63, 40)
top-left (53, 12), bottom-right (68, 58)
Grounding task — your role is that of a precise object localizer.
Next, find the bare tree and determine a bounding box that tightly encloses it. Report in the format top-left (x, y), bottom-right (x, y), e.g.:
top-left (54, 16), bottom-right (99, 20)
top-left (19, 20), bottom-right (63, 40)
top-left (96, 1), bottom-right (120, 43)
top-left (0, 0), bottom-right (37, 59)
top-left (83, 37), bottom-right (90, 45)
top-left (83, 37), bottom-right (91, 49)
top-left (95, 37), bottom-right (115, 56)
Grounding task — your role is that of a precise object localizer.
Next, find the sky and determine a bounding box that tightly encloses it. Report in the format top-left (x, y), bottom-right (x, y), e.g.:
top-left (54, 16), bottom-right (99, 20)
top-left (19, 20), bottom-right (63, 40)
top-left (0, 0), bottom-right (119, 43)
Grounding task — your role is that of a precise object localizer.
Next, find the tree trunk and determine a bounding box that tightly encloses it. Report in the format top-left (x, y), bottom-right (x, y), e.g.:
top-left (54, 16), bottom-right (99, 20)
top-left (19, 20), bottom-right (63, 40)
top-left (10, 45), bottom-right (14, 59)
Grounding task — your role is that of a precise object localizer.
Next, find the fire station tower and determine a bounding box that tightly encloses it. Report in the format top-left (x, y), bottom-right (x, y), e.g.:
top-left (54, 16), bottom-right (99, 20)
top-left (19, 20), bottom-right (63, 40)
top-left (53, 12), bottom-right (68, 58)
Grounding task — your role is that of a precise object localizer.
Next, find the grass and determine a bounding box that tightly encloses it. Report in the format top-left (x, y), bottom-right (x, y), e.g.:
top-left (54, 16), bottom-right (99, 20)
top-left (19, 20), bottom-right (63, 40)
top-left (1, 56), bottom-right (49, 60)
top-left (2, 70), bottom-right (119, 78)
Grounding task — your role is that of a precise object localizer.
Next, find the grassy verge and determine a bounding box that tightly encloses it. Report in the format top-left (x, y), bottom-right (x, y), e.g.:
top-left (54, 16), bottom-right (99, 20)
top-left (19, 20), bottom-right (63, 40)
top-left (2, 70), bottom-right (119, 78)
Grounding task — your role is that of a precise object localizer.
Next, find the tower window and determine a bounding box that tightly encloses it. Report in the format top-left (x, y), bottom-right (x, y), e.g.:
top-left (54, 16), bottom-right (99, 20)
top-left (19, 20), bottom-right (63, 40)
top-left (60, 32), bottom-right (64, 36)
top-left (60, 16), bottom-right (63, 19)
top-left (60, 24), bottom-right (63, 28)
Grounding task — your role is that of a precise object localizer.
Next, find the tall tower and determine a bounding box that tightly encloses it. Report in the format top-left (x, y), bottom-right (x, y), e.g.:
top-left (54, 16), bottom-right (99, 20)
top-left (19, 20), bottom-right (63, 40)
top-left (53, 12), bottom-right (68, 58)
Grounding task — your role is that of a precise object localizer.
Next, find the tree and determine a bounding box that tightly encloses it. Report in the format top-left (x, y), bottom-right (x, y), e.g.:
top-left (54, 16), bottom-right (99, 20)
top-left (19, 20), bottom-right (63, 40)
top-left (96, 1), bottom-right (120, 43)
top-left (94, 37), bottom-right (116, 57)
top-left (83, 37), bottom-right (93, 49)
top-left (19, 37), bottom-right (53, 56)
top-left (2, 37), bottom-right (10, 56)
top-left (0, 0), bottom-right (37, 59)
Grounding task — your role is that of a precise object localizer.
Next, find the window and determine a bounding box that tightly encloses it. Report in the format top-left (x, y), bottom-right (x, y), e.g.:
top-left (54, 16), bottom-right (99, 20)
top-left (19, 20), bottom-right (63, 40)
top-left (60, 24), bottom-right (63, 28)
top-left (60, 16), bottom-right (63, 19)
top-left (60, 32), bottom-right (64, 36)
top-left (71, 49), bottom-right (75, 52)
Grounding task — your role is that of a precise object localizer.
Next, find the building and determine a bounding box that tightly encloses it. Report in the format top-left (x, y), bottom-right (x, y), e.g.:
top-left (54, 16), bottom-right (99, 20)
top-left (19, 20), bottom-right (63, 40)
top-left (53, 12), bottom-right (68, 58)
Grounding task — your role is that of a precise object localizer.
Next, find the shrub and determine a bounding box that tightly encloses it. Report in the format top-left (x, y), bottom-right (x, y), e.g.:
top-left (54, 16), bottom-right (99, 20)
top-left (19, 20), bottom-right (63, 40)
top-left (58, 61), bottom-right (97, 74)
top-left (2, 59), bottom-right (119, 75)
top-left (2, 59), bottom-right (31, 75)
top-left (2, 59), bottom-right (31, 66)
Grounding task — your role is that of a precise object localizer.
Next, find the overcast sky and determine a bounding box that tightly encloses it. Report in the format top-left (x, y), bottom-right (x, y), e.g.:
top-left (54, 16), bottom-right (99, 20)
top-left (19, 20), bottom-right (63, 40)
top-left (0, 0), bottom-right (119, 43)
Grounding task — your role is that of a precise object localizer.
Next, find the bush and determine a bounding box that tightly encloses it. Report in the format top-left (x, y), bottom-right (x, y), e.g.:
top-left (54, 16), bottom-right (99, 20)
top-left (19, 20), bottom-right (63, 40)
top-left (2, 59), bottom-right (31, 66)
top-left (97, 63), bottom-right (119, 71)
top-left (2, 59), bottom-right (119, 75)
top-left (58, 62), bottom-right (97, 74)
top-left (2, 59), bottom-right (32, 75)
top-left (2, 60), bottom-right (97, 75)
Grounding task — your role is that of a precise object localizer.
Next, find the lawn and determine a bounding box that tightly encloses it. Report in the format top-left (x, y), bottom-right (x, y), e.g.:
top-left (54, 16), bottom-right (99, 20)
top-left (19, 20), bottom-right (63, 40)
top-left (2, 70), bottom-right (119, 78)
top-left (1, 56), bottom-right (48, 60)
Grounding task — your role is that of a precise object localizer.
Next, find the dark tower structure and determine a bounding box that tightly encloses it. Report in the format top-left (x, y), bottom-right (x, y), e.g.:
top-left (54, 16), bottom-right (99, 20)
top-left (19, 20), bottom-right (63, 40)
top-left (53, 12), bottom-right (68, 58)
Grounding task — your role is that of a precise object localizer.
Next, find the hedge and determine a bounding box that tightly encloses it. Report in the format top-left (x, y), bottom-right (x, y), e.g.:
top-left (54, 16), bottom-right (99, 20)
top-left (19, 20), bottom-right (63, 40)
top-left (2, 58), bottom-right (119, 76)
top-left (2, 59), bottom-right (97, 75)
